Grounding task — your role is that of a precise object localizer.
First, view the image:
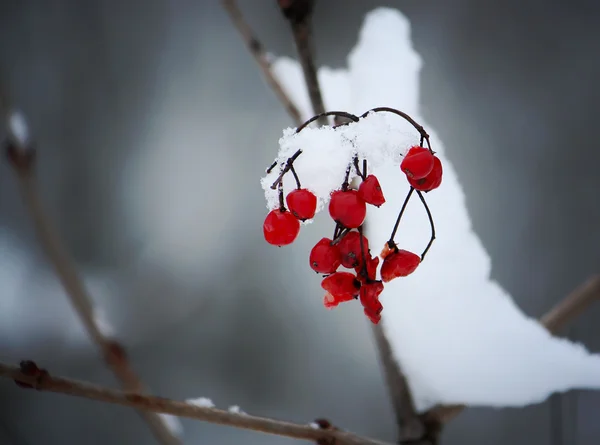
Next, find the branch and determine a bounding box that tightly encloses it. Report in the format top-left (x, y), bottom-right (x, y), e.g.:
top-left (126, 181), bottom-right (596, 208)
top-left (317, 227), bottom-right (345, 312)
top-left (277, 0), bottom-right (327, 126)
top-left (425, 274), bottom-right (600, 425)
top-left (2, 97), bottom-right (180, 445)
top-left (1, 361), bottom-right (392, 445)
top-left (222, 0), bottom-right (302, 126)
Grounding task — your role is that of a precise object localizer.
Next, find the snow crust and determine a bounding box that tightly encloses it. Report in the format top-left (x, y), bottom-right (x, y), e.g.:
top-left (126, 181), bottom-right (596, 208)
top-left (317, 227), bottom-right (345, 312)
top-left (266, 7), bottom-right (600, 411)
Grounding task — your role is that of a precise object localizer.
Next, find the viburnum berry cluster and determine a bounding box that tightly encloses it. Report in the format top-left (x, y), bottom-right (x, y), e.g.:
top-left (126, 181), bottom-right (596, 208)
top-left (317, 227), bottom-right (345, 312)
top-left (262, 107), bottom-right (443, 324)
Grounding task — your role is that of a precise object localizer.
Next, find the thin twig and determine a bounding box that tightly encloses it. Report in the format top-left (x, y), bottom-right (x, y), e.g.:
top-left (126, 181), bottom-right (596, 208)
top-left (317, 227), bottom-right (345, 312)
top-left (426, 274), bottom-right (600, 424)
top-left (277, 0), bottom-right (327, 126)
top-left (2, 93), bottom-right (180, 444)
top-left (1, 361), bottom-right (392, 445)
top-left (222, 0), bottom-right (302, 126)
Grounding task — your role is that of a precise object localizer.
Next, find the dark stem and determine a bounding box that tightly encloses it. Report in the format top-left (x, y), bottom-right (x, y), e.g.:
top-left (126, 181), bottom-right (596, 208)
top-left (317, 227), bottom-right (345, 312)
top-left (415, 190), bottom-right (436, 261)
top-left (331, 227), bottom-right (351, 245)
top-left (278, 182), bottom-right (286, 211)
top-left (363, 159), bottom-right (367, 178)
top-left (270, 149), bottom-right (303, 189)
top-left (296, 111), bottom-right (360, 132)
top-left (388, 187), bottom-right (415, 246)
top-left (290, 164), bottom-right (302, 189)
top-left (341, 161), bottom-right (352, 191)
top-left (357, 225), bottom-right (371, 283)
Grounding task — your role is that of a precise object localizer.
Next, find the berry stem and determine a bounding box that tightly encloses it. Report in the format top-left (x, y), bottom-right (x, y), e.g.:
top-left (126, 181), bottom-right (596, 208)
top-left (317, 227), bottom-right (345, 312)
top-left (331, 226), bottom-right (351, 245)
top-left (388, 187), bottom-right (414, 246)
top-left (360, 107), bottom-right (433, 153)
top-left (266, 160), bottom-right (278, 174)
top-left (278, 182), bottom-right (286, 211)
top-left (357, 225), bottom-right (371, 283)
top-left (363, 159), bottom-right (367, 177)
top-left (353, 156), bottom-right (366, 180)
top-left (296, 111), bottom-right (360, 132)
top-left (289, 164), bottom-right (302, 189)
top-left (341, 159), bottom-right (353, 191)
top-left (270, 149), bottom-right (303, 189)
top-left (415, 190), bottom-right (436, 261)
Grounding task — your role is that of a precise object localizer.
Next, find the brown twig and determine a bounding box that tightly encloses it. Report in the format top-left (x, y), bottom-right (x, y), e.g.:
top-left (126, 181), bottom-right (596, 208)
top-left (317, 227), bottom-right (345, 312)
top-left (222, 0), bottom-right (303, 126)
top-left (1, 361), bottom-right (392, 445)
top-left (277, 0), bottom-right (327, 126)
top-left (425, 274), bottom-right (600, 425)
top-left (2, 99), bottom-right (180, 444)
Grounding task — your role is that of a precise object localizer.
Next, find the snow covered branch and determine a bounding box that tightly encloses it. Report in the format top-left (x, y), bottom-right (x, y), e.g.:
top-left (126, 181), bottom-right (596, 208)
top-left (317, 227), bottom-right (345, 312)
top-left (222, 0), bottom-right (302, 126)
top-left (1, 360), bottom-right (391, 445)
top-left (2, 104), bottom-right (181, 445)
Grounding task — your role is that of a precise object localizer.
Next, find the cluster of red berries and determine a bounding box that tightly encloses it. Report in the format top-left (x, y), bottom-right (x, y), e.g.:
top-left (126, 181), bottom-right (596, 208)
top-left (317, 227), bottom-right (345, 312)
top-left (262, 108), bottom-right (443, 324)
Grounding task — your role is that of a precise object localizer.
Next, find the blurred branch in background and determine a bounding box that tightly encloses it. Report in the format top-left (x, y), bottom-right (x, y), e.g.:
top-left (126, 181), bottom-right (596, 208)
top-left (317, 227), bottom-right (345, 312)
top-left (222, 0), bottom-right (303, 126)
top-left (1, 89), bottom-right (181, 445)
top-left (427, 274), bottom-right (600, 425)
top-left (0, 360), bottom-right (391, 445)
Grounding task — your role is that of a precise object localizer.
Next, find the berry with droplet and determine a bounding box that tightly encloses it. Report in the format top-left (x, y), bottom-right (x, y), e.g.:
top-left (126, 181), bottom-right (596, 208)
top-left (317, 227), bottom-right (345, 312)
top-left (329, 190), bottom-right (366, 228)
top-left (358, 175), bottom-right (385, 207)
top-left (321, 272), bottom-right (361, 308)
top-left (380, 249), bottom-right (421, 282)
top-left (355, 255), bottom-right (379, 284)
top-left (309, 237), bottom-right (341, 274)
top-left (338, 231), bottom-right (369, 268)
top-left (408, 156), bottom-right (443, 192)
top-left (286, 188), bottom-right (317, 221)
top-left (263, 209), bottom-right (300, 246)
top-left (401, 146), bottom-right (434, 180)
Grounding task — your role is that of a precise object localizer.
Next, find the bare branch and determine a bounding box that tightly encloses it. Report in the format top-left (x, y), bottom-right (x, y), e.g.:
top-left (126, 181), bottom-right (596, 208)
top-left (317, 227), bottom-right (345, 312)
top-left (2, 93), bottom-right (180, 444)
top-left (1, 361), bottom-right (393, 445)
top-left (425, 274), bottom-right (600, 425)
top-left (277, 0), bottom-right (327, 126)
top-left (222, 0), bottom-right (302, 126)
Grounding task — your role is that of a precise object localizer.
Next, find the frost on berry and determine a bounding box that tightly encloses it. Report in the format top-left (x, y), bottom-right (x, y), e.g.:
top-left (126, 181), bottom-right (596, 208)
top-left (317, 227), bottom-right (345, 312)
top-left (408, 155), bottom-right (443, 192)
top-left (337, 231), bottom-right (369, 268)
top-left (286, 188), bottom-right (317, 221)
top-left (380, 248), bottom-right (421, 282)
top-left (309, 237), bottom-right (342, 274)
top-left (328, 190), bottom-right (366, 229)
top-left (358, 174), bottom-right (385, 207)
top-left (321, 272), bottom-right (361, 307)
top-left (401, 146), bottom-right (434, 180)
top-left (263, 209), bottom-right (300, 246)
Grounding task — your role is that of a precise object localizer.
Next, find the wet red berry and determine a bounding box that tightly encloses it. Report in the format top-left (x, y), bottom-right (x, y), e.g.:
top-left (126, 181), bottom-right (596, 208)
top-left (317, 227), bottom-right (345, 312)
top-left (286, 188), bottom-right (317, 221)
top-left (338, 231), bottom-right (369, 268)
top-left (321, 272), bottom-right (361, 307)
top-left (329, 190), bottom-right (366, 228)
top-left (360, 281), bottom-right (384, 324)
top-left (408, 156), bottom-right (443, 192)
top-left (380, 249), bottom-right (421, 282)
top-left (355, 255), bottom-right (379, 284)
top-left (364, 306), bottom-right (382, 324)
top-left (401, 146), bottom-right (434, 180)
top-left (358, 175), bottom-right (385, 207)
top-left (309, 237), bottom-right (341, 274)
top-left (263, 209), bottom-right (301, 246)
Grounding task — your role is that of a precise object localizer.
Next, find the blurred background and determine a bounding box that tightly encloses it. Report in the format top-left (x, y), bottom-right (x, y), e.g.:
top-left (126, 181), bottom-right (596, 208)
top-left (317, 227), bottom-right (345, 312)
top-left (0, 1), bottom-right (599, 444)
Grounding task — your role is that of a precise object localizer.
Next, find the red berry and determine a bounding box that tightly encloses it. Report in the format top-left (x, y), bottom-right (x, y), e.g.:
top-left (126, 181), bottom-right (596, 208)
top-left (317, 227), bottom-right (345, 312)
top-left (321, 272), bottom-right (361, 307)
top-left (360, 281), bottom-right (384, 324)
top-left (329, 190), bottom-right (366, 228)
top-left (380, 249), bottom-right (421, 282)
top-left (358, 175), bottom-right (385, 207)
top-left (408, 156), bottom-right (443, 192)
top-left (309, 238), bottom-right (341, 274)
top-left (286, 188), bottom-right (317, 221)
top-left (338, 231), bottom-right (369, 268)
top-left (401, 146), bottom-right (434, 180)
top-left (355, 255), bottom-right (379, 283)
top-left (364, 307), bottom-right (382, 324)
top-left (263, 209), bottom-right (300, 246)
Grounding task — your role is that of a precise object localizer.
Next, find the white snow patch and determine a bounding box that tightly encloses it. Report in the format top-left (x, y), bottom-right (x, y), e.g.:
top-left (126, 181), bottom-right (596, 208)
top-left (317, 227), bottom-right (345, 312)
top-left (186, 397), bottom-right (215, 408)
top-left (268, 7), bottom-right (600, 411)
top-left (7, 110), bottom-right (30, 147)
top-left (228, 405), bottom-right (246, 415)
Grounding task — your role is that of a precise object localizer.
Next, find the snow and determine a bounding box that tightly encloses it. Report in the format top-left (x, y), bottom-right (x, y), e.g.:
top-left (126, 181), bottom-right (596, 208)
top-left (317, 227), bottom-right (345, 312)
top-left (186, 397), bottom-right (215, 408)
top-left (7, 110), bottom-right (30, 147)
top-left (158, 413), bottom-right (184, 437)
top-left (267, 7), bottom-right (600, 411)
top-left (227, 405), bottom-right (245, 415)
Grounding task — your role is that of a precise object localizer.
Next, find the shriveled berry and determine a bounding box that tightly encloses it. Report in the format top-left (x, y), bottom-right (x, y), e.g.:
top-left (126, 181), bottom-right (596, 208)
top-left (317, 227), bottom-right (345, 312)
top-left (364, 306), bottom-right (382, 324)
top-left (408, 156), bottom-right (443, 192)
top-left (263, 209), bottom-right (300, 246)
top-left (380, 249), bottom-right (421, 282)
top-left (401, 146), bottom-right (434, 180)
top-left (358, 175), bottom-right (385, 207)
top-left (286, 188), bottom-right (317, 221)
top-left (355, 255), bottom-right (379, 284)
top-left (360, 281), bottom-right (384, 324)
top-left (321, 272), bottom-right (361, 304)
top-left (329, 190), bottom-right (366, 228)
top-left (309, 237), bottom-right (341, 274)
top-left (338, 231), bottom-right (369, 268)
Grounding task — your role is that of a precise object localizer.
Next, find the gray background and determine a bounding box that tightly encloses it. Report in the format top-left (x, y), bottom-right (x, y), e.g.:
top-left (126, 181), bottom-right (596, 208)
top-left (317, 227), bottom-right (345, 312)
top-left (0, 1), bottom-right (599, 444)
